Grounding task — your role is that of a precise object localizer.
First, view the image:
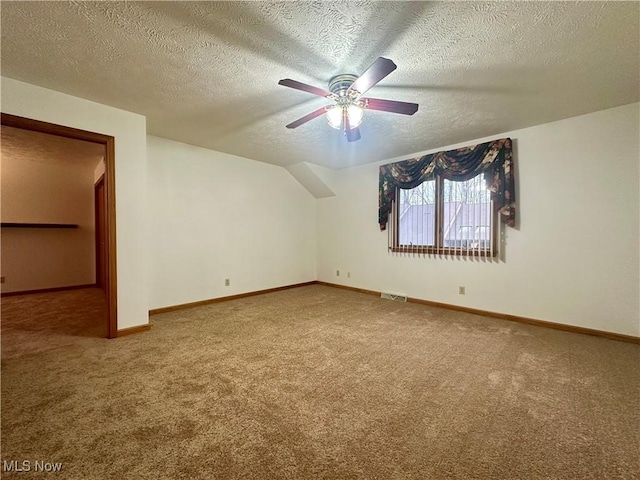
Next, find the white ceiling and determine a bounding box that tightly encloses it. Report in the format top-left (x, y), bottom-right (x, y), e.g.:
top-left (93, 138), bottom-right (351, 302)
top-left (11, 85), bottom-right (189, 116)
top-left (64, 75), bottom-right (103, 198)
top-left (1, 126), bottom-right (104, 169)
top-left (1, 1), bottom-right (638, 169)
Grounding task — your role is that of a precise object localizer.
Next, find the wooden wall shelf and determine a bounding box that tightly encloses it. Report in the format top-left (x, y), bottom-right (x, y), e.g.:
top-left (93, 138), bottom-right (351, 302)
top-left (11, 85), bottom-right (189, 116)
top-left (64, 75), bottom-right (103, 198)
top-left (1, 223), bottom-right (78, 229)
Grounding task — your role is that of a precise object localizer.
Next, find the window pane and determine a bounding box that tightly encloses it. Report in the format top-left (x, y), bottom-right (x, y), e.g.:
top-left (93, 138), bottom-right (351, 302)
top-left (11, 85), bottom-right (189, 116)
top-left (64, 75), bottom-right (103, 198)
top-left (442, 175), bottom-right (491, 249)
top-left (398, 180), bottom-right (436, 246)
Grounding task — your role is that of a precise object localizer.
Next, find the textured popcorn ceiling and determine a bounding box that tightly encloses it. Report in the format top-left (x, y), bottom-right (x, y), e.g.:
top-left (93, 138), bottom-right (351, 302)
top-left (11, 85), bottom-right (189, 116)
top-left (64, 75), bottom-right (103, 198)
top-left (1, 1), bottom-right (638, 169)
top-left (1, 126), bottom-right (104, 168)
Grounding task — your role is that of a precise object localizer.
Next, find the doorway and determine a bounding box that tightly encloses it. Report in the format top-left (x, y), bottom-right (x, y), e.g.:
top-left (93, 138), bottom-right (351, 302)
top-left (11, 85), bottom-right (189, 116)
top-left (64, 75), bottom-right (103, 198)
top-left (1, 113), bottom-right (118, 338)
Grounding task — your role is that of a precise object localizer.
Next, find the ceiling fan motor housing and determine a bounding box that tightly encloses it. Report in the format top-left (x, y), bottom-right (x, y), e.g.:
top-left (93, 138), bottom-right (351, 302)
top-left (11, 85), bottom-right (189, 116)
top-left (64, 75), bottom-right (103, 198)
top-left (329, 74), bottom-right (359, 99)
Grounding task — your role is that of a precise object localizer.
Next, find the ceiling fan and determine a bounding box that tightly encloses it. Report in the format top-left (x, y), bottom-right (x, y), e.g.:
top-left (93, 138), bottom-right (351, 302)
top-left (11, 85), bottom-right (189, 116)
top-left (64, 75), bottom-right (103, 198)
top-left (278, 57), bottom-right (419, 142)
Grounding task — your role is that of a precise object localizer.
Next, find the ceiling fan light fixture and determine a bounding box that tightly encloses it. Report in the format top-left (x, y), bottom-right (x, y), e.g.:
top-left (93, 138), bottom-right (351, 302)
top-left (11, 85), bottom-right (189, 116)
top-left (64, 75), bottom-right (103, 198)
top-left (326, 106), bottom-right (343, 130)
top-left (347, 104), bottom-right (364, 128)
top-left (326, 104), bottom-right (364, 130)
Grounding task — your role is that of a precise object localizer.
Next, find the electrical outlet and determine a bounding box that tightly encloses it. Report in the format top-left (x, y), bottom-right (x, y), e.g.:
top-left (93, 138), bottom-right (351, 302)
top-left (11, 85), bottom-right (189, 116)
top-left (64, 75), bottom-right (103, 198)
top-left (459, 286), bottom-right (466, 295)
top-left (225, 278), bottom-right (230, 287)
top-left (336, 270), bottom-right (340, 277)
top-left (347, 272), bottom-right (351, 278)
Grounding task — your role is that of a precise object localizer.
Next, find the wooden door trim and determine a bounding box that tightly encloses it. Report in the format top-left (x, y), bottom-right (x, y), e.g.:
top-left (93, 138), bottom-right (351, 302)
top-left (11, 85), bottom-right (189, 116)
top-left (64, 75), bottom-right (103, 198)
top-left (1, 113), bottom-right (119, 338)
top-left (94, 174), bottom-right (105, 290)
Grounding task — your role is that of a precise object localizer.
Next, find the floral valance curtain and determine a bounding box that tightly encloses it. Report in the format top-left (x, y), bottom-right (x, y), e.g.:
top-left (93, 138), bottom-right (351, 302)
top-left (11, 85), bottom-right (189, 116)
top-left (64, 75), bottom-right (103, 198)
top-left (378, 138), bottom-right (515, 230)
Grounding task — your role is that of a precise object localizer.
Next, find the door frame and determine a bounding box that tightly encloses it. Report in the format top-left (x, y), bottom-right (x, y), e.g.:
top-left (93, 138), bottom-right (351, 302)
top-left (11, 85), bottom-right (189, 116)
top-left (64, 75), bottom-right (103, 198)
top-left (94, 174), bottom-right (106, 290)
top-left (1, 113), bottom-right (119, 338)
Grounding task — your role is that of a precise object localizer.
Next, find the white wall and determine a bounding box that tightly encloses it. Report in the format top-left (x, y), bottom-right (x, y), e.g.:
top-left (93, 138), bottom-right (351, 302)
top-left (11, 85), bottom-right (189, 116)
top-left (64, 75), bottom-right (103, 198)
top-left (1, 156), bottom-right (95, 292)
top-left (1, 77), bottom-right (148, 330)
top-left (316, 103), bottom-right (640, 337)
top-left (147, 136), bottom-right (316, 310)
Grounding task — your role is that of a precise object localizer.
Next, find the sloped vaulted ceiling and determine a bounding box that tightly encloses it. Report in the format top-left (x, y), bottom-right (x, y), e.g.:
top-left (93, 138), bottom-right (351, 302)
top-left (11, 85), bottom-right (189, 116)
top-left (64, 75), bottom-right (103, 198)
top-left (1, 1), bottom-right (638, 169)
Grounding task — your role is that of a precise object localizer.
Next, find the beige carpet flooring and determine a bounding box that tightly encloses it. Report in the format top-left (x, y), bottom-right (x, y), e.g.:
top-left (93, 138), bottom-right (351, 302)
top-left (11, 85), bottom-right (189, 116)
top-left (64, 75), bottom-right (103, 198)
top-left (1, 287), bottom-right (107, 360)
top-left (1, 285), bottom-right (639, 479)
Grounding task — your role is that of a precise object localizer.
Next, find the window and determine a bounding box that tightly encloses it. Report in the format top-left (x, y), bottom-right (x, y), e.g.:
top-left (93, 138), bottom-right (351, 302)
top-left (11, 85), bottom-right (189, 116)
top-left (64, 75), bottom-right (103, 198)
top-left (393, 173), bottom-right (496, 256)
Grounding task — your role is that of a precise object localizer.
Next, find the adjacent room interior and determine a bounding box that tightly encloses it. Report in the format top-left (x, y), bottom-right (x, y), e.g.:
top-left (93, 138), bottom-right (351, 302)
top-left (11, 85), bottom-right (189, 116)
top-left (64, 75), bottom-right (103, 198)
top-left (1, 126), bottom-right (110, 353)
top-left (1, 2), bottom-right (638, 479)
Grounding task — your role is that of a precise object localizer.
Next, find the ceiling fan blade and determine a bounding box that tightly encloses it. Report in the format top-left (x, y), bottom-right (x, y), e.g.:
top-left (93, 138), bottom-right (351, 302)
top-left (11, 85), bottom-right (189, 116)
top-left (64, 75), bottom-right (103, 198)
top-left (279, 79), bottom-right (333, 98)
top-left (347, 57), bottom-right (397, 96)
top-left (362, 97), bottom-right (419, 115)
top-left (343, 110), bottom-right (361, 142)
top-left (346, 126), bottom-right (361, 142)
top-left (285, 106), bottom-right (329, 129)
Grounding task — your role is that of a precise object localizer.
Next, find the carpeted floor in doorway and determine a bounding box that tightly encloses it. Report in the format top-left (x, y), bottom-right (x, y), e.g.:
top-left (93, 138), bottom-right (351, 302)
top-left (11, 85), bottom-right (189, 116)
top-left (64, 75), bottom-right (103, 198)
top-left (1, 287), bottom-right (107, 360)
top-left (1, 285), bottom-right (639, 479)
